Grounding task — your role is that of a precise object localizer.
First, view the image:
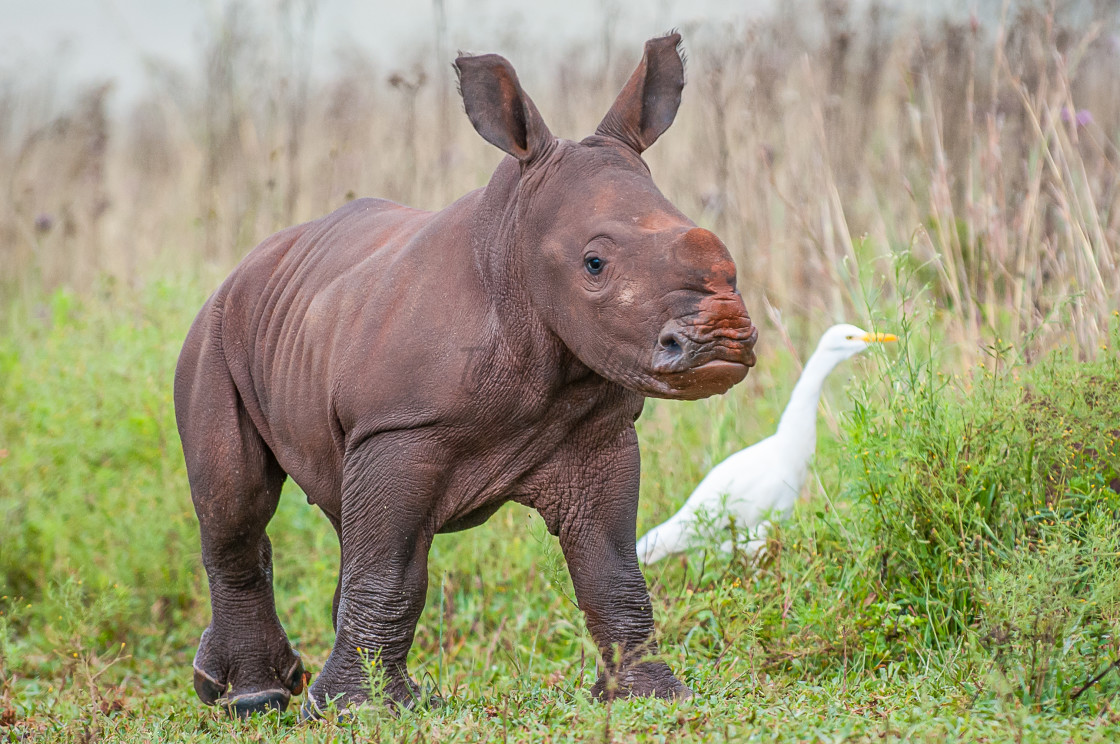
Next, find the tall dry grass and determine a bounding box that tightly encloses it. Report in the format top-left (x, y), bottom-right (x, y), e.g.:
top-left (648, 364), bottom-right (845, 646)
top-left (1, 0), bottom-right (1117, 362)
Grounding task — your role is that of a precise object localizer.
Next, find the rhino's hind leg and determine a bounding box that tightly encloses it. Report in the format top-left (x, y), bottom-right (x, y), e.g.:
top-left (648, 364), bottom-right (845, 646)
top-left (177, 353), bottom-right (306, 717)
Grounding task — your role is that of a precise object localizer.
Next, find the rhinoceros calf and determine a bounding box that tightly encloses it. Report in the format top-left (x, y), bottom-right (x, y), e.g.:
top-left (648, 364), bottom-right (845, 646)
top-left (174, 33), bottom-right (758, 717)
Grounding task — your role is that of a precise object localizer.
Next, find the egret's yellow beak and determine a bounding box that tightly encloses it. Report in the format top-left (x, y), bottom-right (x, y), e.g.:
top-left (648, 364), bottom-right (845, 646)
top-left (860, 332), bottom-right (898, 343)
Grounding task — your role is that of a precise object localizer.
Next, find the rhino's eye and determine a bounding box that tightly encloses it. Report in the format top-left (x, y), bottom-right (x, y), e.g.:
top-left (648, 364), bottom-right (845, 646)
top-left (584, 256), bottom-right (604, 275)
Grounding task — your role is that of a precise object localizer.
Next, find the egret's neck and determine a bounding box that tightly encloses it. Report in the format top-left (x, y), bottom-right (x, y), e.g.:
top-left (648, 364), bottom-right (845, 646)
top-left (774, 350), bottom-right (843, 456)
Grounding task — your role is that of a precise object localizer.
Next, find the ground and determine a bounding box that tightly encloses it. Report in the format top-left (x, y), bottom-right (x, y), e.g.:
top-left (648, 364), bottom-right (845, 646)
top-left (1, 283), bottom-right (1118, 743)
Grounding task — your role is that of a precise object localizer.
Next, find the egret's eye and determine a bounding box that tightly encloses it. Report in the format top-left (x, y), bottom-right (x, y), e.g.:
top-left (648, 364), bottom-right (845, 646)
top-left (585, 256), bottom-right (604, 275)
top-left (845, 335), bottom-right (855, 340)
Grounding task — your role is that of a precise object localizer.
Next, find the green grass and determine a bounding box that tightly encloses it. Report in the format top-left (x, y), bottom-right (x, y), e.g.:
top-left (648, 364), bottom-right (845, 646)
top-left (1, 282), bottom-right (1119, 742)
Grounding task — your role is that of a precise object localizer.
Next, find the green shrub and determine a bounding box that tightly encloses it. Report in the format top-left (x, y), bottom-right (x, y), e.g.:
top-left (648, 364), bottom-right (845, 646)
top-left (841, 315), bottom-right (1120, 708)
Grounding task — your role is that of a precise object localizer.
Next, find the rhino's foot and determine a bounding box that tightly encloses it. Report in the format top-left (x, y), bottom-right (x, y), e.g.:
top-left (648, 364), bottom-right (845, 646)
top-left (192, 625), bottom-right (308, 718)
top-left (302, 674), bottom-right (441, 720)
top-left (591, 661), bottom-right (693, 702)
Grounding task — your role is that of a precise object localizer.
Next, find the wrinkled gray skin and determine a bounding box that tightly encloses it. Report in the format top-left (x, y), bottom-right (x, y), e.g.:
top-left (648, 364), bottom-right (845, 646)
top-left (174, 33), bottom-right (758, 718)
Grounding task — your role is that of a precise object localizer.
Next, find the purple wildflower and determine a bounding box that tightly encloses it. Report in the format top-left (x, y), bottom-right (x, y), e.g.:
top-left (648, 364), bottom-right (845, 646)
top-left (34, 213), bottom-right (54, 233)
top-left (1059, 107), bottom-right (1093, 128)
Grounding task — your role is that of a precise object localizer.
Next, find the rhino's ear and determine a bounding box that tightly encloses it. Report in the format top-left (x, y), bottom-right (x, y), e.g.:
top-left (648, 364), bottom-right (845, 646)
top-left (454, 53), bottom-right (554, 164)
top-left (595, 33), bottom-right (685, 154)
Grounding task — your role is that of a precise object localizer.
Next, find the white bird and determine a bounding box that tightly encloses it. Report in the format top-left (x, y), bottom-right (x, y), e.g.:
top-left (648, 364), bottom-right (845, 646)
top-left (636, 324), bottom-right (897, 565)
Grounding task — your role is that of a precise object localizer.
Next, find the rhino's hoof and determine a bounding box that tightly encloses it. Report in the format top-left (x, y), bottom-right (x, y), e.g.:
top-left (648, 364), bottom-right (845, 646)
top-left (422, 692), bottom-right (446, 710)
top-left (299, 687), bottom-right (442, 721)
top-left (299, 695), bottom-right (355, 722)
top-left (591, 661), bottom-right (693, 701)
top-left (283, 653), bottom-right (310, 696)
top-left (193, 665), bottom-right (226, 706)
top-left (299, 697), bottom-right (324, 722)
top-left (386, 678), bottom-right (443, 711)
top-left (671, 682), bottom-right (695, 700)
top-left (194, 649), bottom-right (307, 717)
top-left (223, 688), bottom-right (291, 718)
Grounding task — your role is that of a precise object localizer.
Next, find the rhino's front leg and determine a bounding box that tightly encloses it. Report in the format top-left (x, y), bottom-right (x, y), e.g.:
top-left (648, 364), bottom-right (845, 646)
top-left (304, 434), bottom-right (441, 716)
top-left (545, 427), bottom-right (692, 701)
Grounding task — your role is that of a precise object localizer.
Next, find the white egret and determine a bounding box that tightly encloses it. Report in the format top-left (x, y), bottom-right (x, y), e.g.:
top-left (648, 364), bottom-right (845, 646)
top-left (635, 324), bottom-right (897, 564)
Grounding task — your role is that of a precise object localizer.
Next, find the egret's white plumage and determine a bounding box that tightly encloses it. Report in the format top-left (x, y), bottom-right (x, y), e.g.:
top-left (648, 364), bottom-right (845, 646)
top-left (636, 324), bottom-right (896, 564)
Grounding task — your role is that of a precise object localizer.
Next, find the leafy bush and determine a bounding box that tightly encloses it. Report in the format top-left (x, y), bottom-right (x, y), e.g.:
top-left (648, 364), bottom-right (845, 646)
top-left (841, 315), bottom-right (1120, 709)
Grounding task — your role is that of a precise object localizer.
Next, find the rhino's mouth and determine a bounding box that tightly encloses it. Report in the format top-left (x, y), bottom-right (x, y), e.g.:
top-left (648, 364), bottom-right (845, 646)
top-left (651, 338), bottom-right (757, 375)
top-left (651, 321), bottom-right (758, 372)
top-left (643, 316), bottom-right (757, 399)
top-left (648, 359), bottom-right (750, 400)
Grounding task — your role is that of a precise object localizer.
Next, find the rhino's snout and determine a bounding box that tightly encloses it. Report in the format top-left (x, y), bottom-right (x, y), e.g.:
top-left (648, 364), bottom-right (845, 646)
top-left (652, 295), bottom-right (757, 376)
top-left (652, 322), bottom-right (757, 373)
top-left (647, 288), bottom-right (757, 399)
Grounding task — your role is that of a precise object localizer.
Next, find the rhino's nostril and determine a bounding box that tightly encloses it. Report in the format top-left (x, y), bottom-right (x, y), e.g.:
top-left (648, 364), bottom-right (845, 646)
top-left (659, 332), bottom-right (683, 355)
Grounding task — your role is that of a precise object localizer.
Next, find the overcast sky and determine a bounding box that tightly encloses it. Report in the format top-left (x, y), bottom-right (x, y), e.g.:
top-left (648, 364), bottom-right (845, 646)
top-left (1, 0), bottom-right (794, 108)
